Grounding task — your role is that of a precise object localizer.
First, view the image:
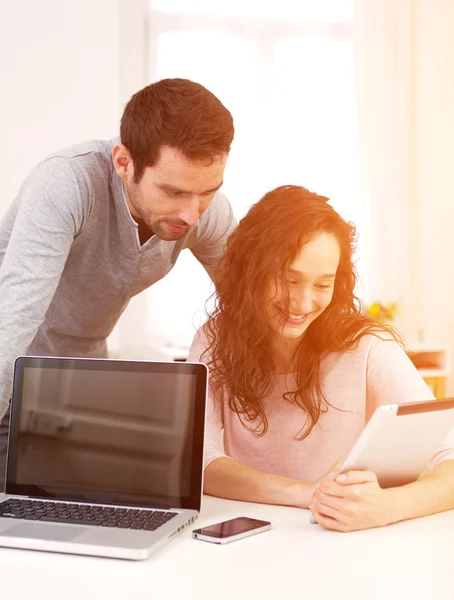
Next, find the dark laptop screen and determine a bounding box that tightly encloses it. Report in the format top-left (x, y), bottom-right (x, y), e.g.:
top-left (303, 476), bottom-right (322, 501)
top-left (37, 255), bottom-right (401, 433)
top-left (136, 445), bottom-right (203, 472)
top-left (6, 357), bottom-right (207, 510)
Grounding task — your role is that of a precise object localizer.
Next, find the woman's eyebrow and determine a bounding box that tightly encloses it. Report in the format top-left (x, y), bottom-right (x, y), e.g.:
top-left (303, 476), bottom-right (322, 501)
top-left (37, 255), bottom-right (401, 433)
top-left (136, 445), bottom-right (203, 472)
top-left (288, 268), bottom-right (336, 278)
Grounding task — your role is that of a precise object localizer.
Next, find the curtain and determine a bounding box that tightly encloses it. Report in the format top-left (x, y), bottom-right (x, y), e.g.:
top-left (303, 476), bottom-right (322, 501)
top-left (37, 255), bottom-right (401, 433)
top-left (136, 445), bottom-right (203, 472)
top-left (354, 0), bottom-right (420, 342)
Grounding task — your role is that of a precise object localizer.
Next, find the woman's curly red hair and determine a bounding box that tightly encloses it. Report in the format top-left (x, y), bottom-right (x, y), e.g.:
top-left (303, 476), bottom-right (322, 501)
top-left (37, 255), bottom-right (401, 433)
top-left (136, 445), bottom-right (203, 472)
top-left (203, 185), bottom-right (401, 440)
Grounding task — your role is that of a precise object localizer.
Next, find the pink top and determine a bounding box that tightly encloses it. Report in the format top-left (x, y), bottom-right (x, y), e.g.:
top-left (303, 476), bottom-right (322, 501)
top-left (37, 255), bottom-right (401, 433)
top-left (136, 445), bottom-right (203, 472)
top-left (188, 330), bottom-right (454, 481)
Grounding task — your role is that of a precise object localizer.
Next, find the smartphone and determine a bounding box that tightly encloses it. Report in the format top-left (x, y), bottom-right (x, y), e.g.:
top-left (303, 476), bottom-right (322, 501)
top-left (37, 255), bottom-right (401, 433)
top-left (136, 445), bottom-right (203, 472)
top-left (192, 516), bottom-right (271, 544)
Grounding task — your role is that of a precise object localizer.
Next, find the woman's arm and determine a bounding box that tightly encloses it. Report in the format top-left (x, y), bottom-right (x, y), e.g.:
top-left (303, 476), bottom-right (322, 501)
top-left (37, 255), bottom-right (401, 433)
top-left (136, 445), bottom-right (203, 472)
top-left (201, 388), bottom-right (340, 509)
top-left (188, 328), bottom-right (341, 509)
top-left (310, 337), bottom-right (454, 531)
top-left (310, 460), bottom-right (454, 532)
top-left (388, 460), bottom-right (454, 522)
top-left (204, 456), bottom-right (334, 509)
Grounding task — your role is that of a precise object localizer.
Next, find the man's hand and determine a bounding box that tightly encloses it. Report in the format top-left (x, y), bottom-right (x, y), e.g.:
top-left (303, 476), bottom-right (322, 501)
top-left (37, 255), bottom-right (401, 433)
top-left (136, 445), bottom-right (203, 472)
top-left (309, 469), bottom-right (393, 532)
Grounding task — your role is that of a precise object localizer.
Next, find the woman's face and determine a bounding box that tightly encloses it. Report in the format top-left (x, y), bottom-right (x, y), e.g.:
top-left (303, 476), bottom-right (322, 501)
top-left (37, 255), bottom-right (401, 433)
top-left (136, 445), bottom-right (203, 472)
top-left (266, 232), bottom-right (341, 343)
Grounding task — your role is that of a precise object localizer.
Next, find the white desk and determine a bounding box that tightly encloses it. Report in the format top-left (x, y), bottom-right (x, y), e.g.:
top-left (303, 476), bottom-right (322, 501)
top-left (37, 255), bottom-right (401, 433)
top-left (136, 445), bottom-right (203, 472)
top-left (1, 495), bottom-right (453, 600)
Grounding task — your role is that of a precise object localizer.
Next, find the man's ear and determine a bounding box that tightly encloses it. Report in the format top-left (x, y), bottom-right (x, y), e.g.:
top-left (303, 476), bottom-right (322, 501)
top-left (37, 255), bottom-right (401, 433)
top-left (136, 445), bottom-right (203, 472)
top-left (112, 144), bottom-right (135, 181)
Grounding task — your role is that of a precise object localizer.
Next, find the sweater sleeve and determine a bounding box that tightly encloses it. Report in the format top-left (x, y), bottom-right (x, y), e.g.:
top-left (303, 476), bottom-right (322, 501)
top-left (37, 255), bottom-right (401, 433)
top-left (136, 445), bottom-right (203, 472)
top-left (187, 326), bottom-right (230, 470)
top-left (0, 158), bottom-right (88, 418)
top-left (187, 191), bottom-right (237, 269)
top-left (366, 336), bottom-right (454, 468)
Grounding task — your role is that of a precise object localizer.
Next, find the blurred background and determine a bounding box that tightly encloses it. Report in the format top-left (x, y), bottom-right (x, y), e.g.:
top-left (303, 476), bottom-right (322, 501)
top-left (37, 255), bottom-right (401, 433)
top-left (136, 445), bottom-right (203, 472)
top-left (1, 0), bottom-right (453, 394)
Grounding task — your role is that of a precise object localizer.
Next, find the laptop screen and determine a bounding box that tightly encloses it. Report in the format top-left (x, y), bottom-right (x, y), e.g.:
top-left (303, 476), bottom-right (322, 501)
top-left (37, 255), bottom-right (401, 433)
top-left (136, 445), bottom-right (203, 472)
top-left (6, 357), bottom-right (207, 510)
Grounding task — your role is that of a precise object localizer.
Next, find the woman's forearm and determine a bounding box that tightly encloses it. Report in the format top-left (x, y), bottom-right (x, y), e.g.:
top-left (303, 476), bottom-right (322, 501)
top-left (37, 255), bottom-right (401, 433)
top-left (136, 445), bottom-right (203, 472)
top-left (204, 457), bottom-right (314, 508)
top-left (387, 460), bottom-right (454, 523)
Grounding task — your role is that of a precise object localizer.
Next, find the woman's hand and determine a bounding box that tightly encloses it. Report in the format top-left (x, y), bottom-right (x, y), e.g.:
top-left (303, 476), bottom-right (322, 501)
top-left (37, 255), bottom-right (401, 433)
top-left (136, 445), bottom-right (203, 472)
top-left (312, 458), bottom-right (344, 490)
top-left (296, 458), bottom-right (344, 509)
top-left (309, 469), bottom-right (393, 531)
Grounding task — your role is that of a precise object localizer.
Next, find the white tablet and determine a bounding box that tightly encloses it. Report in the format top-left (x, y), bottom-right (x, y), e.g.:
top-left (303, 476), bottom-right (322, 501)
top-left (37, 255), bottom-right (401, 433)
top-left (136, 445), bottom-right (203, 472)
top-left (309, 398), bottom-right (454, 523)
top-left (341, 398), bottom-right (454, 488)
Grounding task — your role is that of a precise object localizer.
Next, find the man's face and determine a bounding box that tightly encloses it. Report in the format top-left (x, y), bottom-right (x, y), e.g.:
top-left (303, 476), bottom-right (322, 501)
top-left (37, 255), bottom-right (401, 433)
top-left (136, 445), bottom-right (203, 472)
top-left (113, 144), bottom-right (227, 241)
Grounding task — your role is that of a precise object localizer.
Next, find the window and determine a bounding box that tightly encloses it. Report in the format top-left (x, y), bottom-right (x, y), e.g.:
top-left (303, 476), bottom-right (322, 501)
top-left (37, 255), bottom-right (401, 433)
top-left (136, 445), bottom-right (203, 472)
top-left (144, 0), bottom-right (361, 353)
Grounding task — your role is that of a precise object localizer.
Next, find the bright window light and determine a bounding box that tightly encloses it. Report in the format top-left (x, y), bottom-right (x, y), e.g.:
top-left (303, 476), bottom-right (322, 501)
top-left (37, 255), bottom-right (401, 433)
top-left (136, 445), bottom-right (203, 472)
top-left (149, 0), bottom-right (354, 21)
top-left (144, 3), bottom-right (361, 351)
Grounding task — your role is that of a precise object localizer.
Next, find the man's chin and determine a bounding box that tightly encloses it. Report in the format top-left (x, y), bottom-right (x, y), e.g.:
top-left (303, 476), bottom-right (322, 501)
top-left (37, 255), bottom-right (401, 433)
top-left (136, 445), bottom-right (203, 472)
top-left (152, 223), bottom-right (188, 242)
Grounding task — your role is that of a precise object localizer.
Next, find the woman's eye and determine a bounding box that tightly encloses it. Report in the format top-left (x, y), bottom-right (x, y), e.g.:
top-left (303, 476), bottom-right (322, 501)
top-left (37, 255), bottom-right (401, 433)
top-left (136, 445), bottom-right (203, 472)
top-left (316, 284), bottom-right (332, 290)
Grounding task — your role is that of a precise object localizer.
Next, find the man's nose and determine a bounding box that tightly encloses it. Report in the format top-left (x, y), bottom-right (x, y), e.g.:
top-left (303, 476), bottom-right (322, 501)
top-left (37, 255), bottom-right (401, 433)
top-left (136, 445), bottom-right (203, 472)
top-left (178, 196), bottom-right (200, 226)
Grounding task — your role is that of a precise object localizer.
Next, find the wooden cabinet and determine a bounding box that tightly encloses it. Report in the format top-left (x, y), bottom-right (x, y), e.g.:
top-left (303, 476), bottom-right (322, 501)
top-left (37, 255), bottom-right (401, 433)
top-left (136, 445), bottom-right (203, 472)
top-left (406, 345), bottom-right (450, 399)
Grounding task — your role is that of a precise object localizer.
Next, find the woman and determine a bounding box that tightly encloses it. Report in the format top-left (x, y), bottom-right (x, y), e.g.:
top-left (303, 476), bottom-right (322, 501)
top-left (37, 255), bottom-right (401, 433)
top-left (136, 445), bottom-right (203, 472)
top-left (188, 185), bottom-right (454, 532)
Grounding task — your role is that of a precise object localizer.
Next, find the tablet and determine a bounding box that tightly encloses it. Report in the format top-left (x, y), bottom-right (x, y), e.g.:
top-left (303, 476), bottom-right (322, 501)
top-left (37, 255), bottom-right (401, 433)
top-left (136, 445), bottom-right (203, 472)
top-left (341, 398), bottom-right (454, 488)
top-left (309, 398), bottom-right (454, 523)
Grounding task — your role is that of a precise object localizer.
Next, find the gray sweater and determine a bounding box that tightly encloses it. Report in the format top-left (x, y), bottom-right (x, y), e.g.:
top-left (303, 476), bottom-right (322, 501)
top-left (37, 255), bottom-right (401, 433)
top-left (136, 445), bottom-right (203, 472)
top-left (0, 139), bottom-right (236, 417)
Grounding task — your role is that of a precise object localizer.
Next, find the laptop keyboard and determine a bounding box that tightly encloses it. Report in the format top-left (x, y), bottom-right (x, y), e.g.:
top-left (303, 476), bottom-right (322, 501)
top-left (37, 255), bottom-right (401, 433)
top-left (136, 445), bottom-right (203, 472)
top-left (0, 498), bottom-right (177, 531)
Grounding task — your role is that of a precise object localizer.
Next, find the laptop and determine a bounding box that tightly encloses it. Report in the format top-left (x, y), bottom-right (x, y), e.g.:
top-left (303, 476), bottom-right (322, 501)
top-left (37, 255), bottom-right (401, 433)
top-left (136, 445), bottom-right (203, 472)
top-left (0, 355), bottom-right (208, 560)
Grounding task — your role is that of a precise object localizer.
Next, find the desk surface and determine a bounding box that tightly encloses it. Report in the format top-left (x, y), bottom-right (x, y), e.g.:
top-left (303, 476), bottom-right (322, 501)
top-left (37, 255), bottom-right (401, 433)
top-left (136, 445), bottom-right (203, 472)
top-left (1, 495), bottom-right (453, 600)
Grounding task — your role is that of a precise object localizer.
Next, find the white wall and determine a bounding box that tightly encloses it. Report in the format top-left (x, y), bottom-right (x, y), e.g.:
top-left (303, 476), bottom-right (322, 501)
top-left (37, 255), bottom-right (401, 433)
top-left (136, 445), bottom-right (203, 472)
top-left (0, 0), bottom-right (149, 356)
top-left (0, 0), bottom-right (146, 215)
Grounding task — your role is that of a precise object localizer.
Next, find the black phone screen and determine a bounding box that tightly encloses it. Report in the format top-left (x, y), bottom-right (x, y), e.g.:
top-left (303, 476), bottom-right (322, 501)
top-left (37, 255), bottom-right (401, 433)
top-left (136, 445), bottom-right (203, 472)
top-left (196, 517), bottom-right (269, 538)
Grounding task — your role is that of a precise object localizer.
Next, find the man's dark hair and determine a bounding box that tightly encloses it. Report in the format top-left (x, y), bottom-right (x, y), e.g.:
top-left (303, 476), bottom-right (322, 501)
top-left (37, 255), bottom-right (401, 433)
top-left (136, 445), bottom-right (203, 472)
top-left (120, 78), bottom-right (234, 182)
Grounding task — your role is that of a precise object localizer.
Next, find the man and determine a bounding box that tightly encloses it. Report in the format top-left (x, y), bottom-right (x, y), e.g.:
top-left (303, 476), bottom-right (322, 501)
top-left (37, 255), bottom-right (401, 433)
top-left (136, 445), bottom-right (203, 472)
top-left (0, 78), bottom-right (236, 423)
